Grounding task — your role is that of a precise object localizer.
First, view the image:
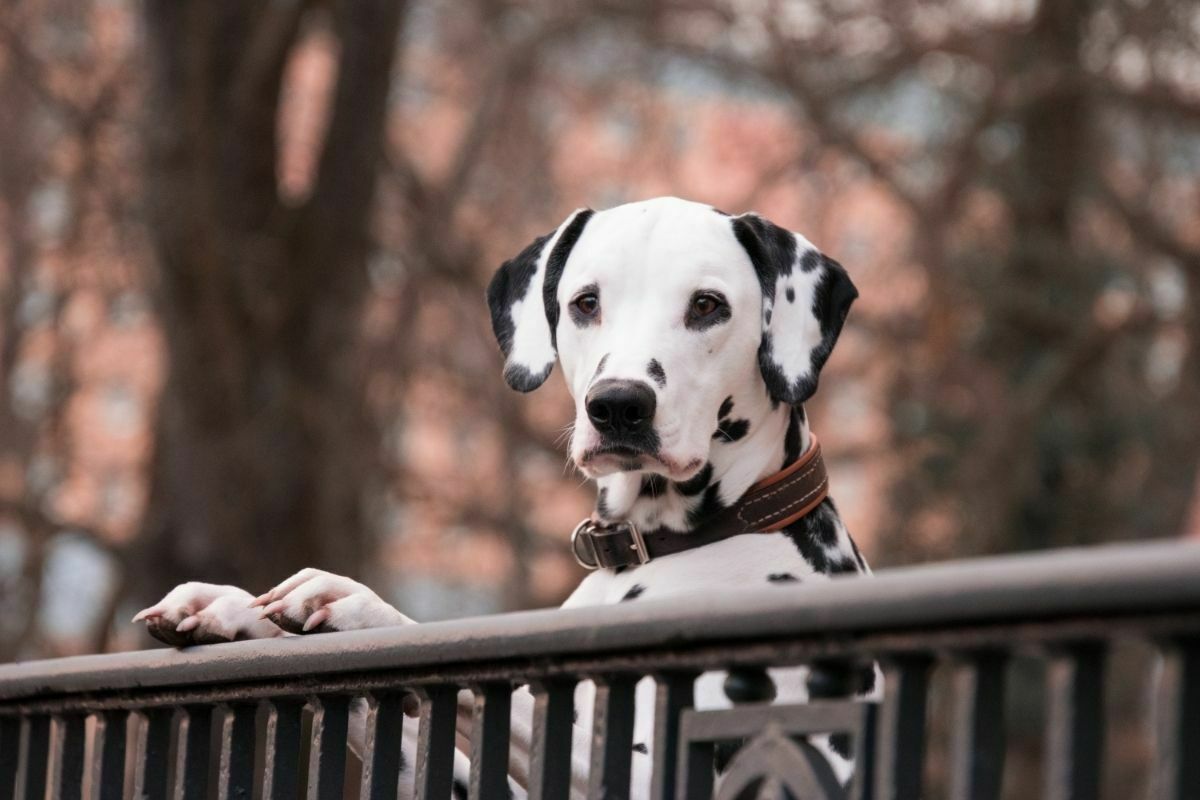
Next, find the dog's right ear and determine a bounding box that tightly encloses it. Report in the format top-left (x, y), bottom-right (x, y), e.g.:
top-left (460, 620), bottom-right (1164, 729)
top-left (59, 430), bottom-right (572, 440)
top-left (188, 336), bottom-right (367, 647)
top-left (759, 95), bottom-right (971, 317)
top-left (486, 208), bottom-right (594, 391)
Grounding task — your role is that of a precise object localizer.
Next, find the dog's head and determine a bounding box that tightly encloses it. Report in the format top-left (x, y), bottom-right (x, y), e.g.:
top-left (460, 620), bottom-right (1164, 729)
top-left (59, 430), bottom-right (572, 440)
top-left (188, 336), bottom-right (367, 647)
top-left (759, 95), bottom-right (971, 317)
top-left (487, 197), bottom-right (856, 482)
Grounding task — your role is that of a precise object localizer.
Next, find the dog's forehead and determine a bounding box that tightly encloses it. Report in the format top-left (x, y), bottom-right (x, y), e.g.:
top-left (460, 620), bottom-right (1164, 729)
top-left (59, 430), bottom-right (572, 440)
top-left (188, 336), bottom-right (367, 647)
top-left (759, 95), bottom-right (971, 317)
top-left (568, 198), bottom-right (750, 283)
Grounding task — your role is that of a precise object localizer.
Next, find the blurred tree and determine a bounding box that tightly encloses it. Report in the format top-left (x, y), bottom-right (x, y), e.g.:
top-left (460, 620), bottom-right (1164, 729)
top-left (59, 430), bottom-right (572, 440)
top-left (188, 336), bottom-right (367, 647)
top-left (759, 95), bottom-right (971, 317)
top-left (135, 1), bottom-right (406, 600)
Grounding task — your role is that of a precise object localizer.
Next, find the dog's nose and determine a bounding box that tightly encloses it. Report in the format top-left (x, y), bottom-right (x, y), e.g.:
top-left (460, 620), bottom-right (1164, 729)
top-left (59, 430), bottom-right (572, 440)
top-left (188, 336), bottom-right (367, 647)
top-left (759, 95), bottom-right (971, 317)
top-left (586, 379), bottom-right (657, 437)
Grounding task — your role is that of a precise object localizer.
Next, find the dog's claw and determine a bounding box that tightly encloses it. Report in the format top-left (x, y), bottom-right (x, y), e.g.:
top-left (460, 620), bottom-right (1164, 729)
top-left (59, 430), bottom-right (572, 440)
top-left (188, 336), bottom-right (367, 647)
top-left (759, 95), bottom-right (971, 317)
top-left (302, 607), bottom-right (331, 632)
top-left (260, 599), bottom-right (287, 618)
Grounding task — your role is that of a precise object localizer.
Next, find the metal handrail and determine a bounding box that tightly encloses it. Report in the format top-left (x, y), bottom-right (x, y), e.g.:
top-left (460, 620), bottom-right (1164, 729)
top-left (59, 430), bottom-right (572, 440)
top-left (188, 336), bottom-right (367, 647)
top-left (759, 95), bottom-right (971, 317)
top-left (2, 540), bottom-right (1199, 701)
top-left (2, 540), bottom-right (1199, 800)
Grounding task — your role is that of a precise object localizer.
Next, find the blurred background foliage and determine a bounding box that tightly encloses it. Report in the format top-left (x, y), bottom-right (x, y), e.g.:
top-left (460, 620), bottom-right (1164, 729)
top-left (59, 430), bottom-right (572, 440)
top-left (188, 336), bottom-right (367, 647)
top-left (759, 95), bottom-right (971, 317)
top-left (0, 0), bottom-right (1198, 664)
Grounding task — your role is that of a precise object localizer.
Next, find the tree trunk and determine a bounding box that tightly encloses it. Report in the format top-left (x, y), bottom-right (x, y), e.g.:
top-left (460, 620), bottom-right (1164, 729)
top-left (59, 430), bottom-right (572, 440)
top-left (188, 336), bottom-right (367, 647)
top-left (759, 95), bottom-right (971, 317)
top-left (134, 1), bottom-right (405, 604)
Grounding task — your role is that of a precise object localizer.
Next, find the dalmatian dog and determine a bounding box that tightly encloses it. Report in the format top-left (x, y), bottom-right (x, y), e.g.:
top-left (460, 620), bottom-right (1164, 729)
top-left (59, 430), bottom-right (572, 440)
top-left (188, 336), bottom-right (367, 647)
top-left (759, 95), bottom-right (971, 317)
top-left (133, 196), bottom-right (868, 798)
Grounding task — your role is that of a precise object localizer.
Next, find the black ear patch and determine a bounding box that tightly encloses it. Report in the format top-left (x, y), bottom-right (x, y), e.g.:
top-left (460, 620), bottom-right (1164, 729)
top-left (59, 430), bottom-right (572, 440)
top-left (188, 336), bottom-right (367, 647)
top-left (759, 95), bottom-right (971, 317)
top-left (731, 213), bottom-right (857, 405)
top-left (485, 208), bottom-right (595, 392)
top-left (486, 233), bottom-right (552, 359)
top-left (542, 209), bottom-right (595, 350)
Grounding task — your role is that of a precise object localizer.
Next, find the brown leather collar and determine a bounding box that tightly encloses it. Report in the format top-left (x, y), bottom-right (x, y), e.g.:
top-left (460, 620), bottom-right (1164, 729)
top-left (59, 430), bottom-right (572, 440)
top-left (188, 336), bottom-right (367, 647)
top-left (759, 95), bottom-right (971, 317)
top-left (571, 435), bottom-right (829, 570)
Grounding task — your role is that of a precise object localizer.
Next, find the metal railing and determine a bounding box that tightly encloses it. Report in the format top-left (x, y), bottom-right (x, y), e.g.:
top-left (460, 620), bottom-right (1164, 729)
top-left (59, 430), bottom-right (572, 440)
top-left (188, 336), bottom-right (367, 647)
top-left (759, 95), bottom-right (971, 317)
top-left (1, 541), bottom-right (1199, 799)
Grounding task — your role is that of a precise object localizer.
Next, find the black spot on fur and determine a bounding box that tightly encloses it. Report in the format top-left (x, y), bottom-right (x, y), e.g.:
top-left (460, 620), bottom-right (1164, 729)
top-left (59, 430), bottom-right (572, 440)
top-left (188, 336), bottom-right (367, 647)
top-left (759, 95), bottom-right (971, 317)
top-left (830, 732), bottom-right (853, 760)
top-left (786, 286), bottom-right (796, 302)
top-left (622, 584), bottom-right (646, 601)
top-left (800, 249), bottom-right (822, 273)
top-left (780, 499), bottom-right (864, 576)
top-left (542, 209), bottom-right (595, 349)
top-left (640, 474), bottom-right (668, 497)
top-left (780, 499), bottom-right (835, 573)
top-left (674, 462), bottom-right (713, 496)
top-left (647, 359), bottom-right (666, 388)
top-left (596, 487), bottom-right (611, 520)
top-left (760, 258), bottom-right (858, 404)
top-left (688, 482), bottom-right (725, 527)
top-left (452, 779), bottom-right (468, 800)
top-left (731, 214), bottom-right (857, 405)
top-left (731, 213), bottom-right (797, 297)
top-left (830, 555), bottom-right (861, 574)
top-left (767, 573), bottom-right (799, 583)
top-left (632, 742), bottom-right (648, 754)
top-left (783, 406), bottom-right (804, 467)
top-left (713, 417), bottom-right (750, 443)
top-left (718, 396), bottom-right (734, 419)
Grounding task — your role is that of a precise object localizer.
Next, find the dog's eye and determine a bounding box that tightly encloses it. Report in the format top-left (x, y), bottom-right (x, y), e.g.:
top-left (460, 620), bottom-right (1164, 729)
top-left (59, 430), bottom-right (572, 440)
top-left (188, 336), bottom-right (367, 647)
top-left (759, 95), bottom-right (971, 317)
top-left (572, 292), bottom-right (600, 317)
top-left (689, 292), bottom-right (723, 319)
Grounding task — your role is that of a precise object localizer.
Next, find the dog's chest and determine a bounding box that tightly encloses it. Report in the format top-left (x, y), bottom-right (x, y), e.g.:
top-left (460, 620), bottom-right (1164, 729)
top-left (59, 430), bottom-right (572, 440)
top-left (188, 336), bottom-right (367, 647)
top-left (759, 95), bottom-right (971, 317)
top-left (562, 531), bottom-right (826, 608)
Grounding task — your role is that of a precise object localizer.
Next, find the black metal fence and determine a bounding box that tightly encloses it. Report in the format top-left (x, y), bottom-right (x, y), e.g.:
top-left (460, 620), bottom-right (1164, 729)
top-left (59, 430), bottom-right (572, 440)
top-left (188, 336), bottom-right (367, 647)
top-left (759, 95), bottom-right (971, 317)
top-left (1, 541), bottom-right (1199, 799)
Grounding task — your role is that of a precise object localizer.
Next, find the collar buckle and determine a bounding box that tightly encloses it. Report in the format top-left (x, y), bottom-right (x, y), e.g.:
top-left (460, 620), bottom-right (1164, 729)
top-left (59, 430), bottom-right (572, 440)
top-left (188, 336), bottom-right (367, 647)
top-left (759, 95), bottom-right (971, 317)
top-left (571, 518), bottom-right (650, 570)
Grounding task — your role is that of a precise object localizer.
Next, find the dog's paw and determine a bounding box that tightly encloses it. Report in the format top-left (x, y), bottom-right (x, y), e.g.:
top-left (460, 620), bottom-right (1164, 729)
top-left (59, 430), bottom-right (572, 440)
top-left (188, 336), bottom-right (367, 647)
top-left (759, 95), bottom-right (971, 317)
top-left (133, 583), bottom-right (284, 647)
top-left (250, 568), bottom-right (412, 634)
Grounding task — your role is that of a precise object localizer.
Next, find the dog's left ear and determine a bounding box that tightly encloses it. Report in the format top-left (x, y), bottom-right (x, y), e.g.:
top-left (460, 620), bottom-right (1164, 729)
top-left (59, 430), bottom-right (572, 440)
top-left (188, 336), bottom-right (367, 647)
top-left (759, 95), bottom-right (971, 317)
top-left (732, 213), bottom-right (858, 405)
top-left (486, 208), bottom-right (595, 392)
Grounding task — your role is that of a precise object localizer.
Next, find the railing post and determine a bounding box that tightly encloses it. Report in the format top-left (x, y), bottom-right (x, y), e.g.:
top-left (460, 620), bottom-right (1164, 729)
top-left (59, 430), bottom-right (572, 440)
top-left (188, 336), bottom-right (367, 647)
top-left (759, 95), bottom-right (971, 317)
top-left (1043, 642), bottom-right (1105, 800)
top-left (359, 693), bottom-right (408, 800)
top-left (1, 716), bottom-right (20, 800)
top-left (132, 708), bottom-right (172, 800)
top-left (217, 703), bottom-right (257, 800)
top-left (588, 674), bottom-right (638, 800)
top-left (261, 699), bottom-right (304, 800)
top-left (17, 714), bottom-right (50, 800)
top-left (91, 711), bottom-right (128, 800)
top-left (468, 682), bottom-right (512, 800)
top-left (49, 713), bottom-right (86, 800)
top-left (306, 695), bottom-right (350, 800)
top-left (649, 670), bottom-right (696, 800)
top-left (871, 655), bottom-right (931, 800)
top-left (1153, 637), bottom-right (1200, 800)
top-left (528, 679), bottom-right (576, 800)
top-left (173, 705), bottom-right (212, 800)
top-left (948, 650), bottom-right (1008, 800)
top-left (413, 686), bottom-right (457, 800)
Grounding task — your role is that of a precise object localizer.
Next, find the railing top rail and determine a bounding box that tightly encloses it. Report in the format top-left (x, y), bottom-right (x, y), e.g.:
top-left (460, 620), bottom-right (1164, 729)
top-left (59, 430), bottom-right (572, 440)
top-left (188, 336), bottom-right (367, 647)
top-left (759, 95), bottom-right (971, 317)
top-left (2, 540), bottom-right (1199, 702)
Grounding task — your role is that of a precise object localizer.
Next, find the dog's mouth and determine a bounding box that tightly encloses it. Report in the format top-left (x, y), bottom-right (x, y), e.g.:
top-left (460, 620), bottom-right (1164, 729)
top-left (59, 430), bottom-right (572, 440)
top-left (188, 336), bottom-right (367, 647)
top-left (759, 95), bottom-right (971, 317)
top-left (581, 444), bottom-right (650, 470)
top-left (578, 445), bottom-right (704, 480)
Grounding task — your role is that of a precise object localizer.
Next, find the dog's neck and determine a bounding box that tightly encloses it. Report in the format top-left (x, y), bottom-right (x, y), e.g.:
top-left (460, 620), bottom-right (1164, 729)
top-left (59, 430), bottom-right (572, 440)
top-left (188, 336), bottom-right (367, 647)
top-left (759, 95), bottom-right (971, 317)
top-left (593, 386), bottom-right (809, 535)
